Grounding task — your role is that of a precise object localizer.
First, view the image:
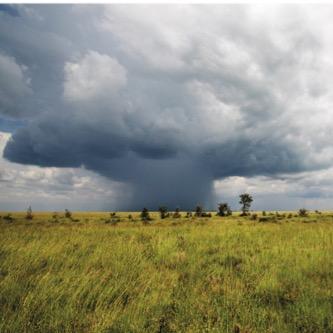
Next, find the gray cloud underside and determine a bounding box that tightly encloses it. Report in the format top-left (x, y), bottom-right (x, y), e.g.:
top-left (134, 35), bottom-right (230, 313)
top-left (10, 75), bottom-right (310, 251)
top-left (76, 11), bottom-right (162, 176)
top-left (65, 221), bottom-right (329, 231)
top-left (2, 5), bottom-right (333, 209)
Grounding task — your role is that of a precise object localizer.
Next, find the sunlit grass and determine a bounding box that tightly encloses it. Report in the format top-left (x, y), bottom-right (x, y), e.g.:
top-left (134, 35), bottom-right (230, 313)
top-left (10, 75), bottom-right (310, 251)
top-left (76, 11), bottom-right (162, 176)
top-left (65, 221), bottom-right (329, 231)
top-left (0, 211), bottom-right (333, 332)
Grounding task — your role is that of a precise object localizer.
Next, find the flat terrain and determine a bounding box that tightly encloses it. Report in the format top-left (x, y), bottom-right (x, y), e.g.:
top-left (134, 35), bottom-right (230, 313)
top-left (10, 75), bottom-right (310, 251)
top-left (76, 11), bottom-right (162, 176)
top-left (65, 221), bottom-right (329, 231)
top-left (0, 211), bottom-right (333, 333)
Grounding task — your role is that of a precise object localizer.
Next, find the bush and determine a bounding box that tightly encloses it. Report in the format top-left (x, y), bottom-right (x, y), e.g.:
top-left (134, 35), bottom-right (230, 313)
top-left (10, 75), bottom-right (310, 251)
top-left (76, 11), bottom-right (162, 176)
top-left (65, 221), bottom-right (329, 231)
top-left (259, 216), bottom-right (279, 223)
top-left (3, 213), bottom-right (13, 223)
top-left (173, 208), bottom-right (181, 218)
top-left (65, 209), bottom-right (72, 219)
top-left (217, 203), bottom-right (232, 216)
top-left (51, 212), bottom-right (59, 223)
top-left (185, 212), bottom-right (192, 218)
top-left (25, 206), bottom-right (33, 220)
top-left (250, 213), bottom-right (258, 220)
top-left (262, 211), bottom-right (266, 216)
top-left (201, 212), bottom-right (212, 217)
top-left (140, 208), bottom-right (152, 222)
top-left (158, 206), bottom-right (168, 219)
top-left (194, 205), bottom-right (203, 217)
top-left (298, 208), bottom-right (308, 217)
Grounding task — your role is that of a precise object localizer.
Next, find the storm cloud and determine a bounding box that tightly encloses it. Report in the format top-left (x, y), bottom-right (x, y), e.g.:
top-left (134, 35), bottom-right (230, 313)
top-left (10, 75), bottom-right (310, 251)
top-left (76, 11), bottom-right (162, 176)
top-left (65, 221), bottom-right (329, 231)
top-left (2, 5), bottom-right (333, 210)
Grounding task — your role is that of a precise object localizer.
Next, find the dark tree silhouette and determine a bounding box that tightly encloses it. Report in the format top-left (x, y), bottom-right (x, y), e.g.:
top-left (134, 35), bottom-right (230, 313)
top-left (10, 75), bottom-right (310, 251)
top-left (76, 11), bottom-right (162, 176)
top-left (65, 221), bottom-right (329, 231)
top-left (65, 209), bottom-right (72, 219)
top-left (173, 207), bottom-right (181, 218)
top-left (217, 203), bottom-right (232, 216)
top-left (140, 208), bottom-right (151, 221)
top-left (194, 205), bottom-right (203, 217)
top-left (298, 208), bottom-right (308, 217)
top-left (158, 206), bottom-right (168, 219)
top-left (239, 193), bottom-right (253, 216)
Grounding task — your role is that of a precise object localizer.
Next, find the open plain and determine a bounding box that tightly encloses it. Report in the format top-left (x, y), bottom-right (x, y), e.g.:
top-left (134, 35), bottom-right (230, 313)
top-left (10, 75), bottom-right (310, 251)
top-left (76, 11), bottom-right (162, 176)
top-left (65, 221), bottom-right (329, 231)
top-left (0, 211), bottom-right (333, 333)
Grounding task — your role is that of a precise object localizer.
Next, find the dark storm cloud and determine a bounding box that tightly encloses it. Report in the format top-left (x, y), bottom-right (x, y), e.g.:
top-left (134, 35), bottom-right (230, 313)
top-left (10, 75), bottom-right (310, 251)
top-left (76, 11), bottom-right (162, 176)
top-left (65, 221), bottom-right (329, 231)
top-left (0, 5), bottom-right (19, 17)
top-left (0, 117), bottom-right (25, 133)
top-left (2, 5), bottom-right (333, 209)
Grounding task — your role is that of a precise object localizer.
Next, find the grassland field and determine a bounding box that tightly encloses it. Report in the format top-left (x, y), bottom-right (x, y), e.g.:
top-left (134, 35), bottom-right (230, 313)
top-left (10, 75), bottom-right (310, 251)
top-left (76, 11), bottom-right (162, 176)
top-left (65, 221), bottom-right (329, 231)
top-left (0, 211), bottom-right (333, 333)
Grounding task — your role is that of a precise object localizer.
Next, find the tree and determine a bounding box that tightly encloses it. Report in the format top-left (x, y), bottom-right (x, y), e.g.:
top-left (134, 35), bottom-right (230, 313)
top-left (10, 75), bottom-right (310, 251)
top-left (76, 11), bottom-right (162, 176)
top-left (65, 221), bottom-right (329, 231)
top-left (65, 209), bottom-right (72, 219)
top-left (158, 206), bottom-right (168, 219)
top-left (173, 207), bottom-right (181, 218)
top-left (140, 208), bottom-right (151, 221)
top-left (194, 205), bottom-right (203, 217)
top-left (217, 203), bottom-right (232, 216)
top-left (239, 193), bottom-right (253, 216)
top-left (298, 208), bottom-right (308, 217)
top-left (26, 206), bottom-right (33, 220)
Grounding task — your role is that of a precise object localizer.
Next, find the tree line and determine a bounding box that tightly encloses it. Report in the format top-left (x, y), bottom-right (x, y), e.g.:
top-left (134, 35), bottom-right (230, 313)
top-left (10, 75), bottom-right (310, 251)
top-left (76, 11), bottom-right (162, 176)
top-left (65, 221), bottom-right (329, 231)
top-left (11, 193), bottom-right (314, 223)
top-left (140, 193), bottom-right (254, 221)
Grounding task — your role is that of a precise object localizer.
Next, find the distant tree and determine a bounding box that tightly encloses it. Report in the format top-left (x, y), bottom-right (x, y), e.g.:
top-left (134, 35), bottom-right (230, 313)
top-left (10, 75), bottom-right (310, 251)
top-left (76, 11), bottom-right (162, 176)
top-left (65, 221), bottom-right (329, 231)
top-left (65, 209), bottom-right (72, 219)
top-left (158, 206), bottom-right (168, 219)
top-left (217, 203), bottom-right (232, 216)
top-left (140, 208), bottom-right (151, 221)
top-left (26, 206), bottom-right (33, 220)
top-left (194, 205), bottom-right (203, 217)
top-left (298, 208), bottom-right (308, 217)
top-left (173, 207), bottom-right (181, 218)
top-left (239, 193), bottom-right (253, 216)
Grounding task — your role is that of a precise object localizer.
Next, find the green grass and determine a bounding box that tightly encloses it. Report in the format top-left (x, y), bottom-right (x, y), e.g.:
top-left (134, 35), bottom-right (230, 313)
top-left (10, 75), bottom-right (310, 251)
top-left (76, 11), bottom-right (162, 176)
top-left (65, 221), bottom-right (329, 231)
top-left (0, 211), bottom-right (333, 333)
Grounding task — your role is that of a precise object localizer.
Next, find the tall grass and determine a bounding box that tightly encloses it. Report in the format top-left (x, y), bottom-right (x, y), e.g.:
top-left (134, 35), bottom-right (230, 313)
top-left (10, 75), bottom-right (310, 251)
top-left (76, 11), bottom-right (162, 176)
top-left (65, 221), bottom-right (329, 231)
top-left (0, 212), bottom-right (333, 332)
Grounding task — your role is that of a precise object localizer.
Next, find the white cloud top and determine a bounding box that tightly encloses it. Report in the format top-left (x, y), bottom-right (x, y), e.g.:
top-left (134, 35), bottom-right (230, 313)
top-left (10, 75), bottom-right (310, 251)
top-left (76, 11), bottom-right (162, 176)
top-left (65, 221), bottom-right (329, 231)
top-left (64, 51), bottom-right (127, 102)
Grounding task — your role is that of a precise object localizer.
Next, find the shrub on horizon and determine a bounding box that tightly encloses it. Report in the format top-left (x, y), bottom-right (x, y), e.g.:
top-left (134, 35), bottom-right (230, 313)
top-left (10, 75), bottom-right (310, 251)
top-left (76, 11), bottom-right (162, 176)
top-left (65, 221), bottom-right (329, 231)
top-left (217, 203), bottom-right (232, 216)
top-left (173, 208), bottom-right (181, 218)
top-left (140, 208), bottom-right (152, 222)
top-left (65, 209), bottom-right (72, 219)
top-left (3, 213), bottom-right (13, 223)
top-left (26, 206), bottom-right (33, 220)
top-left (194, 205), bottom-right (203, 217)
top-left (158, 206), bottom-right (168, 219)
top-left (298, 208), bottom-right (308, 217)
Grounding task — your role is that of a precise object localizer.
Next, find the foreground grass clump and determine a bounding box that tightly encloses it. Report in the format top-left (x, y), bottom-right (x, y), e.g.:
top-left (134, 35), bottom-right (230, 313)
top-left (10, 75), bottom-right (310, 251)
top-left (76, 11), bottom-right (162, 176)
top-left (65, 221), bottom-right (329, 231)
top-left (0, 212), bottom-right (333, 333)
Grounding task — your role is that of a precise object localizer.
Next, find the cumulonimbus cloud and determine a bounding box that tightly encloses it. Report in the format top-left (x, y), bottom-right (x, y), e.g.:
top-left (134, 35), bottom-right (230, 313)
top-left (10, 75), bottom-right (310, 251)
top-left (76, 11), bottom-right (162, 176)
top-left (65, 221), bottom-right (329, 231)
top-left (2, 4), bottom-right (333, 209)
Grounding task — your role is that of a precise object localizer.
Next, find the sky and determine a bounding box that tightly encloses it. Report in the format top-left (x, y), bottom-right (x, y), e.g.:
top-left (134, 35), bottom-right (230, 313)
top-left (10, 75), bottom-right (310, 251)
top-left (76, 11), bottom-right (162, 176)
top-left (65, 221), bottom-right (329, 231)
top-left (1, 4), bottom-right (333, 211)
